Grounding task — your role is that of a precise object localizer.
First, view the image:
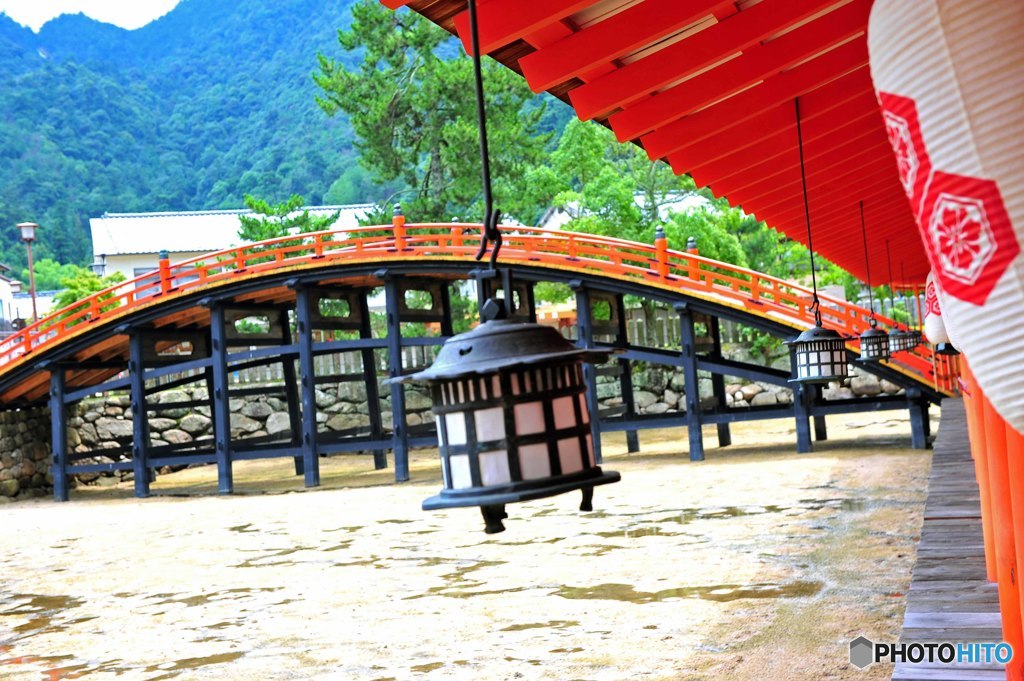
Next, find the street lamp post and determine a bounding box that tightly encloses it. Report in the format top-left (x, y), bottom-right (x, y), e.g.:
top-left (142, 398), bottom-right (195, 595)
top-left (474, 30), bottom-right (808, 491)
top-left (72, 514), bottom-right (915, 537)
top-left (17, 222), bottom-right (39, 322)
top-left (90, 254), bottom-right (107, 277)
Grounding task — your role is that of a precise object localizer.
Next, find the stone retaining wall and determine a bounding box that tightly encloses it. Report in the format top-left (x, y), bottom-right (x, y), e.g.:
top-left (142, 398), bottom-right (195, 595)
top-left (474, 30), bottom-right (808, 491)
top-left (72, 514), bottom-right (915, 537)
top-left (0, 407), bottom-right (52, 502)
top-left (0, 363), bottom-right (906, 498)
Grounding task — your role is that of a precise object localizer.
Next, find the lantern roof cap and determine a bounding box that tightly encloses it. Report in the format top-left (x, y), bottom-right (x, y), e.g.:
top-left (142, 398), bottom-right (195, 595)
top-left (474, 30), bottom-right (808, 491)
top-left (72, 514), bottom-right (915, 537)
top-left (859, 327), bottom-right (888, 339)
top-left (786, 325), bottom-right (846, 345)
top-left (404, 319), bottom-right (611, 382)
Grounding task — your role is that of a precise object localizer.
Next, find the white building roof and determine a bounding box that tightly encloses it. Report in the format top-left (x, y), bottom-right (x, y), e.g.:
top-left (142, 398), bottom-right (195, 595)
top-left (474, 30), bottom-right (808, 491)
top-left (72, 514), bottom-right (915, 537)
top-left (89, 205), bottom-right (374, 256)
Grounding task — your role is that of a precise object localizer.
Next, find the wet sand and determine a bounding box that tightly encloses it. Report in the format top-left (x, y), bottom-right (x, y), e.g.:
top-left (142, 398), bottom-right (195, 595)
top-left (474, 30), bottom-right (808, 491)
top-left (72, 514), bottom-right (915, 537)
top-left (0, 411), bottom-right (932, 680)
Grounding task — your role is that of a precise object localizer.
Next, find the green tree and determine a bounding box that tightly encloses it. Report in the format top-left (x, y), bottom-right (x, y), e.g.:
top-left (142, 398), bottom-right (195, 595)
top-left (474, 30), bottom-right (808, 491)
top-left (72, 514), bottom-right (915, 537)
top-left (51, 267), bottom-right (127, 320)
top-left (664, 207), bottom-right (747, 267)
top-left (523, 118), bottom-right (698, 244)
top-left (21, 258), bottom-right (81, 291)
top-left (314, 0), bottom-right (549, 223)
top-left (237, 194), bottom-right (341, 242)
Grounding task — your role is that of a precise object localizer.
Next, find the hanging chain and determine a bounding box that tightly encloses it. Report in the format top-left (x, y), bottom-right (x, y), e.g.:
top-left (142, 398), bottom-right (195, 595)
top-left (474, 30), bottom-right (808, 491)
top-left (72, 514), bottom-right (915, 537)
top-left (795, 97), bottom-right (822, 327)
top-left (859, 201), bottom-right (877, 327)
top-left (467, 0), bottom-right (502, 268)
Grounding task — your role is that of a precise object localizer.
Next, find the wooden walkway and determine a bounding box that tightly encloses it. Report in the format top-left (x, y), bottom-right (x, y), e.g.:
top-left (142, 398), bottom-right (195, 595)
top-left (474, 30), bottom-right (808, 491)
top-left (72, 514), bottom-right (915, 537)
top-left (893, 398), bottom-right (1005, 680)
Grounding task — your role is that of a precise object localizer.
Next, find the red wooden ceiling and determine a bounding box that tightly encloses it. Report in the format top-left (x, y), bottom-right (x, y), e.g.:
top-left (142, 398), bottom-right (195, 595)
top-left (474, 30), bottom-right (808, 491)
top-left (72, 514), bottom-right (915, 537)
top-left (381, 0), bottom-right (928, 287)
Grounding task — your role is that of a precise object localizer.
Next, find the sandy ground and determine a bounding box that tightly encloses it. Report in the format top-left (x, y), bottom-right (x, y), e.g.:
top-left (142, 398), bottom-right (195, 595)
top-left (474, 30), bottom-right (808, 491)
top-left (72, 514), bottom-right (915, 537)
top-left (0, 410), bottom-right (934, 680)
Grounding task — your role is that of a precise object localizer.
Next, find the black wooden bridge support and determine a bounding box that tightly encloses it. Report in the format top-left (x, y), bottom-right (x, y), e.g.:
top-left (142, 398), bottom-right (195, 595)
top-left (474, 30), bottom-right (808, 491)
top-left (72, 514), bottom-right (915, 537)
top-left (42, 269), bottom-right (940, 502)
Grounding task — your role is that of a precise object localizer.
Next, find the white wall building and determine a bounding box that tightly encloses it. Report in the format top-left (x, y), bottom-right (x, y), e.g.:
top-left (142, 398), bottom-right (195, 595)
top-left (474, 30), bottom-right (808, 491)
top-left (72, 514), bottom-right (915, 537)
top-left (89, 205), bottom-right (374, 283)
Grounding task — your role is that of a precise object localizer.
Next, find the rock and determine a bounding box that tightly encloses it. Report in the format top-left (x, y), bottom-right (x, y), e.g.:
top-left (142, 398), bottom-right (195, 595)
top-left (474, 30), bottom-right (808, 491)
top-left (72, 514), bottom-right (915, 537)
top-left (851, 376), bottom-right (882, 397)
top-left (104, 406), bottom-right (124, 416)
top-left (0, 479), bottom-right (19, 497)
top-left (266, 413), bottom-right (292, 436)
top-left (316, 412), bottom-right (328, 424)
top-left (78, 426), bottom-right (98, 446)
top-left (156, 390), bottom-right (191, 418)
top-left (725, 391), bottom-right (734, 405)
top-left (230, 414), bottom-right (261, 435)
top-left (880, 379), bottom-right (902, 395)
top-left (229, 398), bottom-right (245, 412)
top-left (733, 399), bottom-right (749, 408)
top-left (403, 390), bottom-right (433, 412)
top-left (191, 388), bottom-right (209, 402)
top-left (776, 390), bottom-right (794, 405)
top-left (633, 391), bottom-right (658, 409)
top-left (750, 392), bottom-right (777, 407)
top-left (67, 427), bottom-right (81, 448)
top-left (740, 384), bottom-right (763, 401)
top-left (266, 397), bottom-right (287, 411)
top-left (315, 390), bottom-right (337, 409)
top-left (645, 402), bottom-right (670, 415)
top-left (726, 383), bottom-right (743, 396)
top-left (21, 460), bottom-right (35, 477)
top-left (83, 410), bottom-right (102, 423)
top-left (698, 378), bottom-right (714, 399)
top-left (326, 413), bottom-right (367, 432)
top-left (251, 430), bottom-right (268, 438)
top-left (162, 429), bottom-right (193, 445)
top-left (148, 418), bottom-right (178, 433)
top-left (241, 402), bottom-right (274, 419)
top-left (669, 372), bottom-right (687, 392)
top-left (96, 417), bottom-right (134, 440)
top-left (823, 386), bottom-right (855, 401)
top-left (663, 389), bottom-right (680, 406)
top-left (178, 414), bottom-right (212, 435)
top-left (596, 382), bottom-right (619, 400)
top-left (406, 412), bottom-right (423, 426)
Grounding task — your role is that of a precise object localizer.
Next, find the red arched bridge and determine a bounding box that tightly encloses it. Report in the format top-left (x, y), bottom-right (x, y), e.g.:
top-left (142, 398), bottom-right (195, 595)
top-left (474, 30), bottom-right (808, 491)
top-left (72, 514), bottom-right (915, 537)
top-left (0, 220), bottom-right (954, 501)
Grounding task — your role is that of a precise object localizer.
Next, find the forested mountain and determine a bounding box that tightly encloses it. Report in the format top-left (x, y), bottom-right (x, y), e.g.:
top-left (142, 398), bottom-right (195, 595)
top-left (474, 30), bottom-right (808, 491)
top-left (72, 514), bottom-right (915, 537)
top-left (0, 0), bottom-right (367, 269)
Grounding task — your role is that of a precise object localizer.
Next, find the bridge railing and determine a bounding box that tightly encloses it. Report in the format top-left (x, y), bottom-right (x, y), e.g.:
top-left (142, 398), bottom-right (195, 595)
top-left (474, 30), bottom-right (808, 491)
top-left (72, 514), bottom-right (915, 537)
top-left (0, 223), bottom-right (940, 390)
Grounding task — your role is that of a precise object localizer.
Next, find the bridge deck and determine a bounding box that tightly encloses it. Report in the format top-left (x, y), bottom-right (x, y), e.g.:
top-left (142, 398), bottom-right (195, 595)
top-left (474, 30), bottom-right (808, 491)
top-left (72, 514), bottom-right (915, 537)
top-left (893, 398), bottom-right (1004, 681)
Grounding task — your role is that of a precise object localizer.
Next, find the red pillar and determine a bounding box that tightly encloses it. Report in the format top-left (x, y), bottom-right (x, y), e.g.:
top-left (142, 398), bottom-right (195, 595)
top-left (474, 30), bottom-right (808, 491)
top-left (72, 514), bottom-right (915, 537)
top-left (964, 363), bottom-right (998, 582)
top-left (1006, 418), bottom-right (1024, 671)
top-left (981, 389), bottom-right (1023, 679)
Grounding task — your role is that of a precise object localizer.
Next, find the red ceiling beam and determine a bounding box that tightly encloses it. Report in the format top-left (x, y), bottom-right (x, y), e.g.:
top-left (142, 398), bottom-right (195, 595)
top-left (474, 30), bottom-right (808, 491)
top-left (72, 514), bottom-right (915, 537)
top-left (380, 0), bottom-right (409, 8)
top-left (767, 193), bottom-right (912, 239)
top-left (720, 135), bottom-right (891, 206)
top-left (568, 0), bottom-right (839, 121)
top-left (755, 179), bottom-right (905, 232)
top-left (518, 0), bottom-right (732, 93)
top-left (452, 0), bottom-right (596, 55)
top-left (690, 99), bottom-right (879, 189)
top-left (655, 54), bottom-right (871, 172)
top-left (608, 0), bottom-right (871, 142)
top-left (663, 67), bottom-right (872, 169)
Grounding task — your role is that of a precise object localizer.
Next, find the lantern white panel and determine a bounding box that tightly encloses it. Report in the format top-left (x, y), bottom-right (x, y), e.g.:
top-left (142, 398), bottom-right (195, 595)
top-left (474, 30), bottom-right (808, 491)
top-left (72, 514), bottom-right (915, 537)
top-left (479, 450), bottom-right (511, 486)
top-left (514, 401), bottom-right (545, 435)
top-left (558, 437), bottom-right (583, 475)
top-left (449, 454), bottom-right (472, 489)
top-left (434, 416), bottom-right (445, 446)
top-left (445, 412), bottom-right (467, 446)
top-left (518, 443), bottom-right (551, 480)
top-left (553, 396), bottom-right (576, 430)
top-left (474, 407), bottom-right (506, 443)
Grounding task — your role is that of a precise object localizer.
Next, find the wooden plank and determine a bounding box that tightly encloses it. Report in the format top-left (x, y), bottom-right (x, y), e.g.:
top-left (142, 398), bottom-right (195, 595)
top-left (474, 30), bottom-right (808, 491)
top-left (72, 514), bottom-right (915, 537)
top-left (891, 398), bottom-right (1004, 681)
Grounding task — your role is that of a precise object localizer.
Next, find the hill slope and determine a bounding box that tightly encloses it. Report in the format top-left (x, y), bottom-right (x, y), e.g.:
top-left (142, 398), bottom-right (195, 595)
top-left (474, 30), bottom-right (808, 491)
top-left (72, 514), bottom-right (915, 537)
top-left (0, 0), bottom-right (362, 267)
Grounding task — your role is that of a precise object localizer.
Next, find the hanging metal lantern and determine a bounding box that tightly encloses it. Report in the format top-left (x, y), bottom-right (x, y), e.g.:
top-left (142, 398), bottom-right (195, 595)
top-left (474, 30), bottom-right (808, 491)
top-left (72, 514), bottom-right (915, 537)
top-left (888, 327), bottom-right (910, 353)
top-left (404, 319), bottom-right (620, 533)
top-left (904, 328), bottom-right (922, 349)
top-left (935, 342), bottom-right (961, 356)
top-left (787, 324), bottom-right (850, 383)
top-left (858, 319), bottom-right (891, 362)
